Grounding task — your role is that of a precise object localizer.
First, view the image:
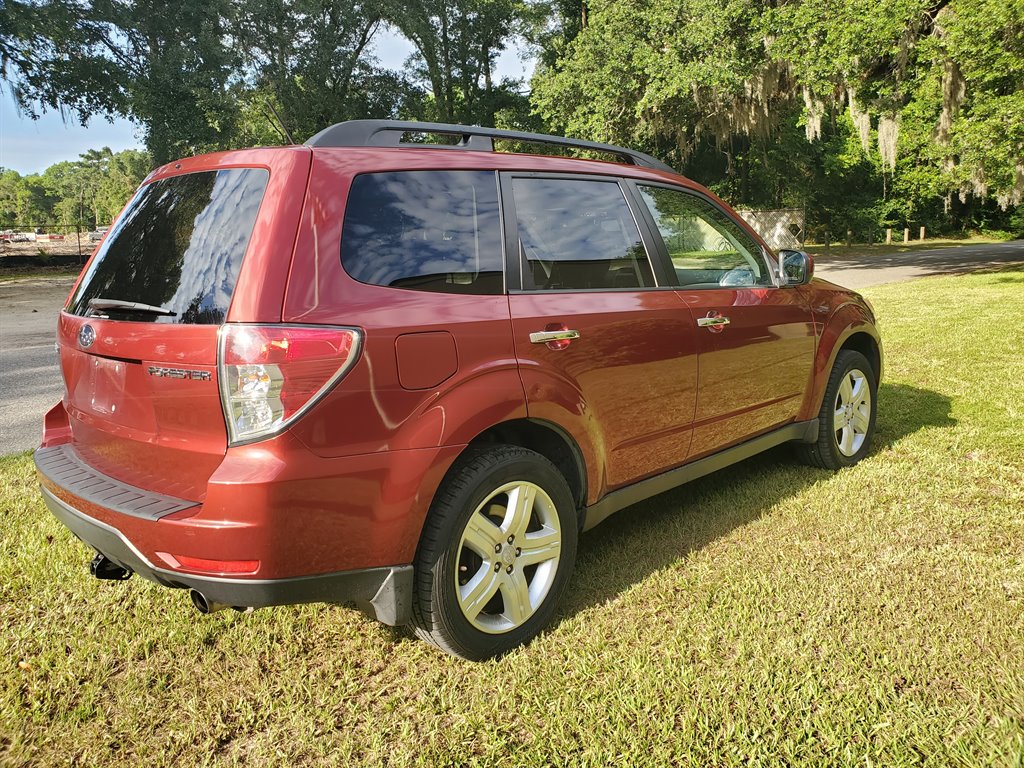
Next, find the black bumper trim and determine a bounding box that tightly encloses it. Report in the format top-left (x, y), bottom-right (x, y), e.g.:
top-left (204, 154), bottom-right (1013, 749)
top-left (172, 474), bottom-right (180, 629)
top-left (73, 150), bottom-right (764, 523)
top-left (39, 485), bottom-right (413, 626)
top-left (35, 444), bottom-right (198, 521)
top-left (583, 419), bottom-right (819, 531)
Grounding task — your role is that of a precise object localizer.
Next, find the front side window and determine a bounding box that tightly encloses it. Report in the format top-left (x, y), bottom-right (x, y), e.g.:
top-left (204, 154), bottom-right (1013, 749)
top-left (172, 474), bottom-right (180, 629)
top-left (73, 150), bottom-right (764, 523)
top-left (637, 185), bottom-right (773, 288)
top-left (511, 177), bottom-right (655, 291)
top-left (67, 168), bottom-right (269, 323)
top-left (340, 170), bottom-right (503, 295)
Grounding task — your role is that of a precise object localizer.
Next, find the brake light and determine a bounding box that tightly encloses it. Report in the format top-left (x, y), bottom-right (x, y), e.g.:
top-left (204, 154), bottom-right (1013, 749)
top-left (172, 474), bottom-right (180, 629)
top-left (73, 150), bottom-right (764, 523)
top-left (218, 324), bottom-right (361, 444)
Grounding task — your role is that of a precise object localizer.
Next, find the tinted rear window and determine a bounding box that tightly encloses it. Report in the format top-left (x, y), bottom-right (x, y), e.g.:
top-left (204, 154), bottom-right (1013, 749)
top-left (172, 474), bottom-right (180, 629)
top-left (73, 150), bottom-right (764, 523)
top-left (68, 168), bottom-right (269, 323)
top-left (511, 177), bottom-right (654, 290)
top-left (340, 171), bottom-right (503, 294)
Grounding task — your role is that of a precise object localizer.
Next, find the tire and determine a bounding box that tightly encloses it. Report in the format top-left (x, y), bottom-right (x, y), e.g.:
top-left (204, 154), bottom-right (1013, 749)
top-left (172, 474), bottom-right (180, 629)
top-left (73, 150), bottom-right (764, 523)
top-left (412, 445), bottom-right (578, 660)
top-left (797, 349), bottom-right (878, 470)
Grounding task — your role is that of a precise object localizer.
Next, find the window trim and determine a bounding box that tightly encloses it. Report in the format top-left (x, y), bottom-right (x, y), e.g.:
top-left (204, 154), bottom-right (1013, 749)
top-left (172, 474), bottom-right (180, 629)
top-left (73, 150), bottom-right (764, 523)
top-left (498, 171), bottom-right (675, 294)
top-left (625, 180), bottom-right (781, 290)
top-left (338, 169), bottom-right (507, 296)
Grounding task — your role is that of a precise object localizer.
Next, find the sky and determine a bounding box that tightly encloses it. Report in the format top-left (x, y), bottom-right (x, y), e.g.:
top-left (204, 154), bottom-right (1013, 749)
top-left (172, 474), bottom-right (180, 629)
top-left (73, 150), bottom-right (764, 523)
top-left (0, 28), bottom-right (534, 176)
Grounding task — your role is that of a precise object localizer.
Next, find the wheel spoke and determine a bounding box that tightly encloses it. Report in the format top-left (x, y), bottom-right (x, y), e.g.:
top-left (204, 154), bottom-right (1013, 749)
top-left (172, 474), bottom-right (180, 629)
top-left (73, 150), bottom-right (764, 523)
top-left (833, 407), bottom-right (846, 431)
top-left (852, 408), bottom-right (870, 433)
top-left (850, 374), bottom-right (866, 404)
top-left (839, 425), bottom-right (855, 454)
top-left (459, 565), bottom-right (501, 621)
top-left (518, 527), bottom-right (561, 567)
top-left (500, 569), bottom-right (532, 626)
top-left (502, 483), bottom-right (536, 540)
top-left (462, 512), bottom-right (503, 558)
top-left (838, 375), bottom-right (854, 404)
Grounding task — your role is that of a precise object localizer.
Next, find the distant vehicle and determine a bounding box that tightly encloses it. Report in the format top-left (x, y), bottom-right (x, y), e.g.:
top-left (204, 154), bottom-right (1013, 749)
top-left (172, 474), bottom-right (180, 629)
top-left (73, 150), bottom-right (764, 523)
top-left (88, 227), bottom-right (110, 242)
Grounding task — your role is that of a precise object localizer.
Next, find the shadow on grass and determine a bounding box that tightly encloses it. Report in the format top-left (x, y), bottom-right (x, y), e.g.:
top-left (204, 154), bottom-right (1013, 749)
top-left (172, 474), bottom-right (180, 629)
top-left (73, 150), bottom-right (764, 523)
top-left (558, 382), bottom-right (955, 619)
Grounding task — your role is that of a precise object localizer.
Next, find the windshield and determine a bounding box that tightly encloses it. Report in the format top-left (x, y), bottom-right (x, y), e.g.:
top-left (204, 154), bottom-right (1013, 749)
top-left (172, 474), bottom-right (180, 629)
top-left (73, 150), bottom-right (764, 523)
top-left (67, 167), bottom-right (269, 324)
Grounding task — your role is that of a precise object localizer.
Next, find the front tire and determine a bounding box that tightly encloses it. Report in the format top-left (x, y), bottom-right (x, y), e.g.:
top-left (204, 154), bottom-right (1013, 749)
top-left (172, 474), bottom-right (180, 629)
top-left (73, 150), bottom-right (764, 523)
top-left (412, 445), bottom-right (578, 660)
top-left (798, 349), bottom-right (878, 470)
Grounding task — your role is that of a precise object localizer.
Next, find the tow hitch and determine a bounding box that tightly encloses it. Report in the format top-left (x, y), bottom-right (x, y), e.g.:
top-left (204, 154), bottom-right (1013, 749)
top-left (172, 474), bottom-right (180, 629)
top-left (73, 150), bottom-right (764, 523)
top-left (89, 553), bottom-right (133, 581)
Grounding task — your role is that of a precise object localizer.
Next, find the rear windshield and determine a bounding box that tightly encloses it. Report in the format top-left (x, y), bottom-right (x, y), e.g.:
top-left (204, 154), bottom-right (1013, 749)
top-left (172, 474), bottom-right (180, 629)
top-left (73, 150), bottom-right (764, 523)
top-left (67, 168), bottom-right (269, 323)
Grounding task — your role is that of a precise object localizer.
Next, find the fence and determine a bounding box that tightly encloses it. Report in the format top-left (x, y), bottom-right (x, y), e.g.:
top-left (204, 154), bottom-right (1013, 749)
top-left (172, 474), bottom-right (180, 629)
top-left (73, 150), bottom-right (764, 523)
top-left (0, 223), bottom-right (99, 264)
top-left (736, 209), bottom-right (805, 250)
top-left (737, 212), bottom-right (933, 251)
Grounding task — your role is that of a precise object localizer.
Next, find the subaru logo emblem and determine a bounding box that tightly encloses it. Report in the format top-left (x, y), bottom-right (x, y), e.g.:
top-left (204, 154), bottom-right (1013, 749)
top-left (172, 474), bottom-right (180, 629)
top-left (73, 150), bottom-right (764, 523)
top-left (78, 324), bottom-right (96, 349)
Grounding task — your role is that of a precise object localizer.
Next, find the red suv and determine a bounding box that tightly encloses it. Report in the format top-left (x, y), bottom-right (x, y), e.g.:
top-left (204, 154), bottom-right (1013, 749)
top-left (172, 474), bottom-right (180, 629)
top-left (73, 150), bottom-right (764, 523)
top-left (36, 121), bottom-right (881, 660)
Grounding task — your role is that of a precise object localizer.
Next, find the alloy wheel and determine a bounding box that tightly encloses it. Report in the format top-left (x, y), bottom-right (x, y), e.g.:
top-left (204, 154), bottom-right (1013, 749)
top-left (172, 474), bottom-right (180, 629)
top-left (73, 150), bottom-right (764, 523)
top-left (455, 481), bottom-right (562, 634)
top-left (833, 367), bottom-right (871, 457)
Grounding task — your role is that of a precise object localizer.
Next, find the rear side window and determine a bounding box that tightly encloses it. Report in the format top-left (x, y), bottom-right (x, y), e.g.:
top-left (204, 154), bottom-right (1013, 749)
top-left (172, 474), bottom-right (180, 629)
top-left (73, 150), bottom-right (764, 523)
top-left (340, 171), bottom-right (503, 294)
top-left (510, 177), bottom-right (654, 291)
top-left (68, 168), bottom-right (269, 323)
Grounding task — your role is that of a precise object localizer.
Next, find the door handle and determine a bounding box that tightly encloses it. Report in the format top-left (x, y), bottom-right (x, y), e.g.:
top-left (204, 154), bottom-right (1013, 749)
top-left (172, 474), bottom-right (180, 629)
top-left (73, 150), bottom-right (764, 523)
top-left (529, 329), bottom-right (581, 344)
top-left (697, 315), bottom-right (730, 328)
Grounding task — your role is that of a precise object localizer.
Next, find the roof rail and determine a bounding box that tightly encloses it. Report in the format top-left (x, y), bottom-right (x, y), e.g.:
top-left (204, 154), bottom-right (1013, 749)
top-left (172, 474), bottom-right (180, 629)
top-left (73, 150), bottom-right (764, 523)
top-left (305, 120), bottom-right (676, 175)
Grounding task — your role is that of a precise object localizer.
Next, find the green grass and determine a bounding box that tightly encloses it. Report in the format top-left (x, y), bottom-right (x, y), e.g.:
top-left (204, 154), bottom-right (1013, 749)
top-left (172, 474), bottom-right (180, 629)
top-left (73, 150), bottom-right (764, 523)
top-left (3, 269), bottom-right (1023, 767)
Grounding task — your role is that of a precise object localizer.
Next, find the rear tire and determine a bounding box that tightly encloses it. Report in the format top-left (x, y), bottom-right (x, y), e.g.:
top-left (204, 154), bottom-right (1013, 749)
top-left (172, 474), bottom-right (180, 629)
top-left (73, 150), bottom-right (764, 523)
top-left (798, 349), bottom-right (877, 470)
top-left (412, 445), bottom-right (578, 660)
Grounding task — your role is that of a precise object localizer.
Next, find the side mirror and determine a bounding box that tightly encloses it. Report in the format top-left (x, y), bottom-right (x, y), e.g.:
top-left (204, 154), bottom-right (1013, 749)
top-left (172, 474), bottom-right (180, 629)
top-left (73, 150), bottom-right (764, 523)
top-left (778, 249), bottom-right (814, 286)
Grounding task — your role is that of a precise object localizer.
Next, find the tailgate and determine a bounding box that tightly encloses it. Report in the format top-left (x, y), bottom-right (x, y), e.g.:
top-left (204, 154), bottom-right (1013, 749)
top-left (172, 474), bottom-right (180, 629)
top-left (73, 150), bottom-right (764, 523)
top-left (55, 154), bottom-right (308, 500)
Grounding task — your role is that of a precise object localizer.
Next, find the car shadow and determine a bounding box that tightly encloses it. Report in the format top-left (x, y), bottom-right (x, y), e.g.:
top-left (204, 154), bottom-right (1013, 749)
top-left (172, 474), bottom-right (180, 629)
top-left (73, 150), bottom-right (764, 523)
top-left (556, 382), bottom-right (955, 621)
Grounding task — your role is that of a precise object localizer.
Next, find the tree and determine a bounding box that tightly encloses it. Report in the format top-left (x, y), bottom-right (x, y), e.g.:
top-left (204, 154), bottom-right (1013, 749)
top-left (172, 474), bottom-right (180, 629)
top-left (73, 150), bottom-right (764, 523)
top-left (0, 149), bottom-right (152, 229)
top-left (383, 0), bottom-right (530, 126)
top-left (96, 149), bottom-right (151, 223)
top-left (531, 0), bottom-right (1024, 233)
top-left (2, 1), bottom-right (239, 165)
top-left (229, 0), bottom-right (411, 145)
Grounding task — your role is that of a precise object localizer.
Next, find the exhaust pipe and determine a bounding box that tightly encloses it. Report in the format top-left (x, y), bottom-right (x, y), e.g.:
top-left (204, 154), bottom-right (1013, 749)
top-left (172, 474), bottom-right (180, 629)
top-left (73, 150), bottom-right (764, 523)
top-left (189, 589), bottom-right (230, 614)
top-left (188, 589), bottom-right (251, 615)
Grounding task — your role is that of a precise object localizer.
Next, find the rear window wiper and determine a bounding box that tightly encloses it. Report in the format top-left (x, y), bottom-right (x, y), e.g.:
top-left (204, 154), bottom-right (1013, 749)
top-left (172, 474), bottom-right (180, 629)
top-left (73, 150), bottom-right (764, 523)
top-left (87, 298), bottom-right (178, 317)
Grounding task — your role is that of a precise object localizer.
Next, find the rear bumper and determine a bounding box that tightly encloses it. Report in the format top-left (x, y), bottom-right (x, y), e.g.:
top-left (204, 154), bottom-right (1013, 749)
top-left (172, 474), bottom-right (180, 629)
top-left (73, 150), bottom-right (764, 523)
top-left (39, 399), bottom-right (464, 578)
top-left (40, 483), bottom-right (413, 624)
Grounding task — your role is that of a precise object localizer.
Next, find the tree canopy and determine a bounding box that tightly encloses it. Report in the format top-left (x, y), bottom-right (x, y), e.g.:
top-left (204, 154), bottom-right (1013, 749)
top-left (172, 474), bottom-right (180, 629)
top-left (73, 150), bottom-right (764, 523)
top-left (1, 0), bottom-right (1021, 236)
top-left (0, 0), bottom-right (533, 163)
top-left (531, 0), bottom-right (1024, 235)
top-left (0, 148), bottom-right (152, 227)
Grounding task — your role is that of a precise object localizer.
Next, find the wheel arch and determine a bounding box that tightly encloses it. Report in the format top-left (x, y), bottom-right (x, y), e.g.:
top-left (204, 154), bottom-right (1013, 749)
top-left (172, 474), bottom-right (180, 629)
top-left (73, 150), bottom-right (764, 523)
top-left (839, 331), bottom-right (882, 383)
top-left (465, 418), bottom-right (588, 518)
top-left (804, 305), bottom-right (883, 418)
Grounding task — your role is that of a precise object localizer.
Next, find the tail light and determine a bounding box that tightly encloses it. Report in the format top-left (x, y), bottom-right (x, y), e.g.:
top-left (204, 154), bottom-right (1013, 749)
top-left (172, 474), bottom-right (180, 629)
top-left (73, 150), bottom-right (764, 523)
top-left (218, 324), bottom-right (361, 445)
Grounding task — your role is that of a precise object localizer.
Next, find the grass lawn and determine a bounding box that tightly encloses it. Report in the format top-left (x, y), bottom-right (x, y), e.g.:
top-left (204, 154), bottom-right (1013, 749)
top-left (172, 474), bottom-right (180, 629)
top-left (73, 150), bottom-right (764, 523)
top-left (2, 269), bottom-right (1023, 767)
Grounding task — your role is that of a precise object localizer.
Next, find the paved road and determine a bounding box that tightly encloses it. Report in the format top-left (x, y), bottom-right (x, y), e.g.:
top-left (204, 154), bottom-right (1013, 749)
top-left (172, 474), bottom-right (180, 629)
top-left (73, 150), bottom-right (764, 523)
top-left (813, 239), bottom-right (1024, 288)
top-left (1, 241), bottom-right (1022, 454)
top-left (0, 277), bottom-right (74, 455)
